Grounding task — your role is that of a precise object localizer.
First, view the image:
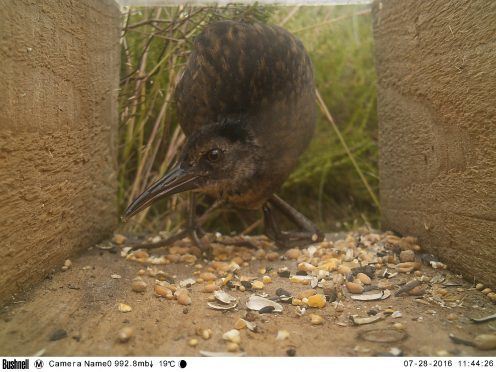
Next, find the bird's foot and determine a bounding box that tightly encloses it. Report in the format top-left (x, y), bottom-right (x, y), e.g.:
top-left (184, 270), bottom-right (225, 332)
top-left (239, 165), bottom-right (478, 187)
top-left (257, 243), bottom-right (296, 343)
top-left (263, 195), bottom-right (324, 250)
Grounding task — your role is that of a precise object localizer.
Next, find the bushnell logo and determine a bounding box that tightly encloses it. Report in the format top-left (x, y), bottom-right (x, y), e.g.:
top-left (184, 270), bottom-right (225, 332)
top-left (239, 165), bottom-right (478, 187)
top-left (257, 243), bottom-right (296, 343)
top-left (2, 359), bottom-right (29, 369)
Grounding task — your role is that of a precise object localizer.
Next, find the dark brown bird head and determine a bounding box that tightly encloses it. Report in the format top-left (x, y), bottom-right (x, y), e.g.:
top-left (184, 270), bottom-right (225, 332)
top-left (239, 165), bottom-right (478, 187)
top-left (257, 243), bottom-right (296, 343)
top-left (122, 118), bottom-right (262, 219)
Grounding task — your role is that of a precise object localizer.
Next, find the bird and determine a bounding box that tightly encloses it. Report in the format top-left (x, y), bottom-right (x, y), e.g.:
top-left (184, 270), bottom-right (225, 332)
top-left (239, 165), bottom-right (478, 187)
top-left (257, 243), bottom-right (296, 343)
top-left (123, 20), bottom-right (323, 249)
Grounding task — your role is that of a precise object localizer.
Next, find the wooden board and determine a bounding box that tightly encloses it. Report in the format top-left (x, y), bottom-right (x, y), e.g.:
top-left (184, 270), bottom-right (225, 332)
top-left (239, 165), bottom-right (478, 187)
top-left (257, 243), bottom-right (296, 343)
top-left (0, 0), bottom-right (120, 303)
top-left (373, 0), bottom-right (496, 286)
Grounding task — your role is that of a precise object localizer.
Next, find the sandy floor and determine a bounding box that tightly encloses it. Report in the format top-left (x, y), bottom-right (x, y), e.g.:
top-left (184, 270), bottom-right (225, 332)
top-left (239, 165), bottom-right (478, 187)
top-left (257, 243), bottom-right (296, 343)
top-left (0, 231), bottom-right (495, 357)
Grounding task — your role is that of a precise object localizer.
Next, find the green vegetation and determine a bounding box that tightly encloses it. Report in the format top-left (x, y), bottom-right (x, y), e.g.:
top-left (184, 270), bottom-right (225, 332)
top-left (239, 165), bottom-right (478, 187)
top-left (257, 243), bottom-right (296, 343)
top-left (118, 4), bottom-right (379, 234)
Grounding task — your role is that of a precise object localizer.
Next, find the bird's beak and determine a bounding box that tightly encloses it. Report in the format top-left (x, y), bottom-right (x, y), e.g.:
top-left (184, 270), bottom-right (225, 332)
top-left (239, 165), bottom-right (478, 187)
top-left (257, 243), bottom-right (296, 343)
top-left (122, 164), bottom-right (200, 220)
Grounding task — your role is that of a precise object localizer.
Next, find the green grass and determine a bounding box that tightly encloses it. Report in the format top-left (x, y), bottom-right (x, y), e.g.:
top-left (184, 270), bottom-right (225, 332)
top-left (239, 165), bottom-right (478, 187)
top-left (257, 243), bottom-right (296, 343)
top-left (118, 4), bottom-right (379, 234)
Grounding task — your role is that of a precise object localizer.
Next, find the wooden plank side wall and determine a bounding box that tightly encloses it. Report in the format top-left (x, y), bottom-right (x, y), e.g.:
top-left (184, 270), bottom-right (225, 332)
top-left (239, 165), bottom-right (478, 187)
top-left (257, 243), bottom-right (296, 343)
top-left (373, 0), bottom-right (496, 286)
top-left (0, 0), bottom-right (121, 303)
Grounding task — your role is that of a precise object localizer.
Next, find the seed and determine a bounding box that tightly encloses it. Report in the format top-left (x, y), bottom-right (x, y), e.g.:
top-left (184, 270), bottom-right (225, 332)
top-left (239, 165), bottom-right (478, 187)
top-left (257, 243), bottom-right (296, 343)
top-left (399, 250), bottom-right (416, 263)
top-left (118, 303), bottom-right (132, 313)
top-left (131, 278), bottom-right (147, 293)
top-left (356, 273), bottom-right (371, 285)
top-left (473, 334), bottom-right (496, 350)
top-left (310, 314), bottom-right (324, 325)
top-left (222, 329), bottom-right (241, 344)
top-left (266, 252), bottom-right (279, 261)
top-left (262, 275), bottom-right (272, 284)
top-left (481, 288), bottom-right (492, 295)
top-left (133, 250), bottom-right (149, 259)
top-left (475, 283), bottom-right (485, 290)
top-left (488, 293), bottom-right (496, 302)
top-left (285, 248), bottom-right (301, 260)
top-left (298, 262), bottom-right (316, 273)
top-left (297, 289), bottom-right (317, 300)
top-left (201, 329), bottom-right (212, 340)
top-left (251, 280), bottom-right (264, 289)
top-left (346, 282), bottom-right (364, 294)
top-left (226, 342), bottom-right (240, 352)
top-left (202, 283), bottom-right (219, 293)
top-left (234, 318), bottom-right (247, 330)
top-left (177, 292), bottom-right (192, 306)
top-left (154, 285), bottom-right (173, 299)
top-left (64, 259), bottom-right (72, 268)
top-left (117, 327), bottom-right (133, 343)
top-left (396, 262), bottom-right (416, 273)
top-left (437, 288), bottom-right (448, 296)
top-left (338, 265), bottom-right (351, 275)
top-left (276, 330), bottom-right (290, 341)
top-left (447, 313), bottom-right (458, 321)
top-left (292, 298), bottom-right (302, 306)
top-left (112, 234), bottom-right (127, 245)
top-left (200, 272), bottom-right (217, 281)
top-left (188, 338), bottom-right (198, 347)
top-left (307, 294), bottom-right (326, 308)
top-left (393, 322), bottom-right (405, 331)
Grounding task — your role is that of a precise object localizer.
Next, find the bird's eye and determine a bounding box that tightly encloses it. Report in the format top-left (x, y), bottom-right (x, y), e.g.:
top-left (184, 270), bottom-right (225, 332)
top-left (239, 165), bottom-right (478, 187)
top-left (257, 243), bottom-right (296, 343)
top-left (206, 148), bottom-right (223, 162)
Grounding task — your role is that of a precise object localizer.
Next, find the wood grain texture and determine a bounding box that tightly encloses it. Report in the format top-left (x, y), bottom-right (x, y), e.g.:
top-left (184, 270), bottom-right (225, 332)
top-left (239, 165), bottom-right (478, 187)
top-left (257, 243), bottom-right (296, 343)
top-left (0, 0), bottom-right (120, 303)
top-left (373, 0), bottom-right (496, 286)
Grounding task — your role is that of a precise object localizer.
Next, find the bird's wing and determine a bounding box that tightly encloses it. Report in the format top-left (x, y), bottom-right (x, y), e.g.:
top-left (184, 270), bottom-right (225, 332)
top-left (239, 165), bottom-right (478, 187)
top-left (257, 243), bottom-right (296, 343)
top-left (174, 21), bottom-right (314, 136)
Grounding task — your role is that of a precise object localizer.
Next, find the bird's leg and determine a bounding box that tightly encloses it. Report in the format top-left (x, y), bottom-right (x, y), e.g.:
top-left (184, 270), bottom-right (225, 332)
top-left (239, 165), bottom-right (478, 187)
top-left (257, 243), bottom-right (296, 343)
top-left (129, 193), bottom-right (211, 255)
top-left (263, 194), bottom-right (324, 249)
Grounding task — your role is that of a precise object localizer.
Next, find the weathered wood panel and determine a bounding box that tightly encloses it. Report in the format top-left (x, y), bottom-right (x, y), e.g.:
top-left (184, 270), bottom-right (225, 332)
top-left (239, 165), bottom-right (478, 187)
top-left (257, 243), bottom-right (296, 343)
top-left (373, 0), bottom-right (496, 286)
top-left (0, 0), bottom-right (121, 303)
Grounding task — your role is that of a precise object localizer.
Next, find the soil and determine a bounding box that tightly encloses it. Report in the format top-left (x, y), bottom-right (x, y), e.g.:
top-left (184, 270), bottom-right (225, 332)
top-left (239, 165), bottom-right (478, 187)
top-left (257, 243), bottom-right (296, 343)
top-left (0, 232), bottom-right (495, 357)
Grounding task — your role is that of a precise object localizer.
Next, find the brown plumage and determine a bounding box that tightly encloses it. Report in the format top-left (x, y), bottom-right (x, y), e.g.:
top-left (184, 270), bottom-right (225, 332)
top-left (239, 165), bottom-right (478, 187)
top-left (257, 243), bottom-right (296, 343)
top-left (124, 20), bottom-right (321, 248)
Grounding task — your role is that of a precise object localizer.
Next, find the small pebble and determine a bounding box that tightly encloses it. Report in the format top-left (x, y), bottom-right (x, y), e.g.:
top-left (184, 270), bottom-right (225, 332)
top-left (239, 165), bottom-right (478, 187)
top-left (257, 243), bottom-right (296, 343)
top-left (49, 329), bottom-right (68, 341)
top-left (346, 282), bottom-right (364, 294)
top-left (188, 338), bottom-right (198, 347)
top-left (286, 348), bottom-right (296, 357)
top-left (117, 327), bottom-right (133, 343)
top-left (310, 314), bottom-right (324, 325)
